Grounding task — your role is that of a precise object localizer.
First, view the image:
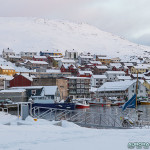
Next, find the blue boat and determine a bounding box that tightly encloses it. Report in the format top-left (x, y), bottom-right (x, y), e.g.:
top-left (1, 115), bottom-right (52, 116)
top-left (29, 96), bottom-right (76, 110)
top-left (32, 102), bottom-right (76, 110)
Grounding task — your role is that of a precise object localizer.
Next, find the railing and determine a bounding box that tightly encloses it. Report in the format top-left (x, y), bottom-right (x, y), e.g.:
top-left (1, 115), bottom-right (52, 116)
top-left (30, 106), bottom-right (137, 129)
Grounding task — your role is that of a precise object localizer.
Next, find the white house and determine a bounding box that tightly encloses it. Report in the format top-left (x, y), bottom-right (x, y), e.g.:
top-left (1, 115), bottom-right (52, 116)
top-left (97, 80), bottom-right (147, 99)
top-left (78, 55), bottom-right (93, 65)
top-left (111, 57), bottom-right (121, 63)
top-left (105, 71), bottom-right (125, 82)
top-left (2, 48), bottom-right (15, 58)
top-left (20, 51), bottom-right (37, 58)
top-left (65, 50), bottom-right (78, 59)
top-left (91, 75), bottom-right (107, 88)
top-left (58, 59), bottom-right (76, 68)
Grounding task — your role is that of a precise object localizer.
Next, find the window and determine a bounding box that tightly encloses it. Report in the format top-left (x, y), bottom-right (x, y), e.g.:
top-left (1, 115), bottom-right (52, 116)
top-left (31, 90), bottom-right (36, 95)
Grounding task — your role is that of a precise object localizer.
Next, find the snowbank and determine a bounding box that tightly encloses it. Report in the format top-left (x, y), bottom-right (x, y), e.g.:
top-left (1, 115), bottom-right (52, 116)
top-left (0, 112), bottom-right (150, 150)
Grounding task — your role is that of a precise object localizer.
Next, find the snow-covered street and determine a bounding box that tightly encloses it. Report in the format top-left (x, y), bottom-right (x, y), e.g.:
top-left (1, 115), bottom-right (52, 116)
top-left (0, 112), bottom-right (150, 150)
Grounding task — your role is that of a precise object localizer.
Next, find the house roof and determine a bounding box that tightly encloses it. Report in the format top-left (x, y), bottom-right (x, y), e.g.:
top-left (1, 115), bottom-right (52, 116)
top-left (98, 56), bottom-right (111, 60)
top-left (63, 64), bottom-right (76, 69)
top-left (9, 56), bottom-right (21, 59)
top-left (98, 80), bottom-right (136, 92)
top-left (92, 75), bottom-right (107, 79)
top-left (79, 71), bottom-right (93, 75)
top-left (67, 77), bottom-right (90, 79)
top-left (106, 71), bottom-right (125, 74)
top-left (0, 75), bottom-right (14, 80)
top-left (96, 66), bottom-right (108, 69)
top-left (0, 66), bottom-right (15, 70)
top-left (0, 89), bottom-right (25, 93)
top-left (61, 59), bottom-right (75, 63)
top-left (110, 63), bottom-right (122, 68)
top-left (34, 56), bottom-right (47, 59)
top-left (44, 86), bottom-right (58, 95)
top-left (16, 73), bottom-right (35, 81)
top-left (117, 76), bottom-right (131, 80)
top-left (90, 61), bottom-right (102, 65)
top-left (27, 60), bottom-right (48, 65)
top-left (79, 55), bottom-right (93, 59)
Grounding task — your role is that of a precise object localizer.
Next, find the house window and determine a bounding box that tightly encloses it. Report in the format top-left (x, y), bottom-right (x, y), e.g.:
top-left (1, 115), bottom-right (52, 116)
top-left (31, 90), bottom-right (36, 95)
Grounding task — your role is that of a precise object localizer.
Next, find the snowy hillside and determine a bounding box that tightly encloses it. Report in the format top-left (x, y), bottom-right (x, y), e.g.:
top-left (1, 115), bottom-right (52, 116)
top-left (0, 17), bottom-right (150, 58)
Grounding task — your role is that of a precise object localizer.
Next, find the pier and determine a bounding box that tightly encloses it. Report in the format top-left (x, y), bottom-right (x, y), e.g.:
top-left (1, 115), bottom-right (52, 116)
top-left (30, 106), bottom-right (150, 129)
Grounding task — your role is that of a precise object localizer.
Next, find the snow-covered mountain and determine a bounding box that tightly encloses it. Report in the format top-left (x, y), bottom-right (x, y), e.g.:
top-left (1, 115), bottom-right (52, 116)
top-left (0, 17), bottom-right (150, 58)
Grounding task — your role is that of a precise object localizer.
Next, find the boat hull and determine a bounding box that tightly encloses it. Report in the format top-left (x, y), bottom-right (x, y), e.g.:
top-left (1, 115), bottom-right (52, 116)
top-left (32, 103), bottom-right (76, 110)
top-left (140, 102), bottom-right (150, 105)
top-left (76, 104), bottom-right (90, 109)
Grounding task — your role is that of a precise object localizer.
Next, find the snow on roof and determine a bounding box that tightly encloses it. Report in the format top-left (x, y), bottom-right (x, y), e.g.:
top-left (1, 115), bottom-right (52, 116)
top-left (16, 73), bottom-right (35, 81)
top-left (44, 86), bottom-right (58, 95)
top-left (9, 56), bottom-right (21, 59)
top-left (111, 57), bottom-right (121, 60)
top-left (3, 48), bottom-right (14, 53)
top-left (90, 87), bottom-right (98, 93)
top-left (0, 66), bottom-right (15, 70)
top-left (145, 80), bottom-right (150, 84)
top-left (124, 63), bottom-right (133, 66)
top-left (67, 77), bottom-right (90, 79)
top-left (34, 56), bottom-right (47, 59)
top-left (132, 74), bottom-right (144, 78)
top-left (98, 80), bottom-right (136, 92)
top-left (96, 66), bottom-right (108, 69)
top-left (79, 71), bottom-right (93, 75)
top-left (27, 60), bottom-right (48, 65)
top-left (143, 76), bottom-right (150, 80)
top-left (79, 55), bottom-right (93, 59)
top-left (54, 58), bottom-right (62, 61)
top-left (106, 71), bottom-right (125, 74)
top-left (63, 64), bottom-right (76, 69)
top-left (0, 75), bottom-right (14, 80)
top-left (46, 69), bottom-right (61, 73)
top-left (61, 59), bottom-right (75, 63)
top-left (0, 89), bottom-right (25, 93)
top-left (90, 61), bottom-right (102, 64)
top-left (134, 65), bottom-right (148, 69)
top-left (117, 76), bottom-right (131, 80)
top-left (110, 63), bottom-right (122, 68)
top-left (92, 75), bottom-right (107, 79)
top-left (98, 56), bottom-right (111, 59)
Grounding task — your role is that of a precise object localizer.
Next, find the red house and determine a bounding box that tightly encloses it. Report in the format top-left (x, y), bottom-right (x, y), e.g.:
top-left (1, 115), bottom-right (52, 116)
top-left (77, 71), bottom-right (93, 77)
top-left (33, 56), bottom-right (47, 62)
top-left (60, 64), bottom-right (77, 75)
top-left (9, 73), bottom-right (35, 87)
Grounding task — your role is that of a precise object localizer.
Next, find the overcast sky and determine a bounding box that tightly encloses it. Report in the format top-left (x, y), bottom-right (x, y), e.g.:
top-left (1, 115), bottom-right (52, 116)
top-left (0, 0), bottom-right (150, 46)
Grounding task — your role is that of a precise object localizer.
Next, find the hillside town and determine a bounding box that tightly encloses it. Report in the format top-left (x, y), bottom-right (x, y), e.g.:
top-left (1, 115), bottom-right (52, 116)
top-left (0, 47), bottom-right (149, 107)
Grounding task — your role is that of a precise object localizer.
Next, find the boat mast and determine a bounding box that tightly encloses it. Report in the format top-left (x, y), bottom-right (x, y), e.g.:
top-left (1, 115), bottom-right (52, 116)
top-left (135, 71), bottom-right (139, 109)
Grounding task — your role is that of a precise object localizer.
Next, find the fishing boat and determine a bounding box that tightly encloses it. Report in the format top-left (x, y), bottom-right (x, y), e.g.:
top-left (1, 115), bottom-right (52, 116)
top-left (73, 99), bottom-right (90, 109)
top-left (140, 100), bottom-right (150, 105)
top-left (111, 100), bottom-right (125, 106)
top-left (89, 98), bottom-right (102, 106)
top-left (29, 96), bottom-right (76, 110)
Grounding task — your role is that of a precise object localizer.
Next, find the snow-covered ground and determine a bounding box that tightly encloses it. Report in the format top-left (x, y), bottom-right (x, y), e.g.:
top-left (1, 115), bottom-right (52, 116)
top-left (0, 112), bottom-right (150, 150)
top-left (0, 17), bottom-right (150, 58)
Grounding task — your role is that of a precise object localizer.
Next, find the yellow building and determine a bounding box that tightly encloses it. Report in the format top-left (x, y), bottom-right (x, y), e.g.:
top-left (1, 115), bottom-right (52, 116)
top-left (0, 66), bottom-right (15, 76)
top-left (143, 80), bottom-right (150, 97)
top-left (131, 65), bottom-right (148, 74)
top-left (98, 57), bottom-right (111, 65)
